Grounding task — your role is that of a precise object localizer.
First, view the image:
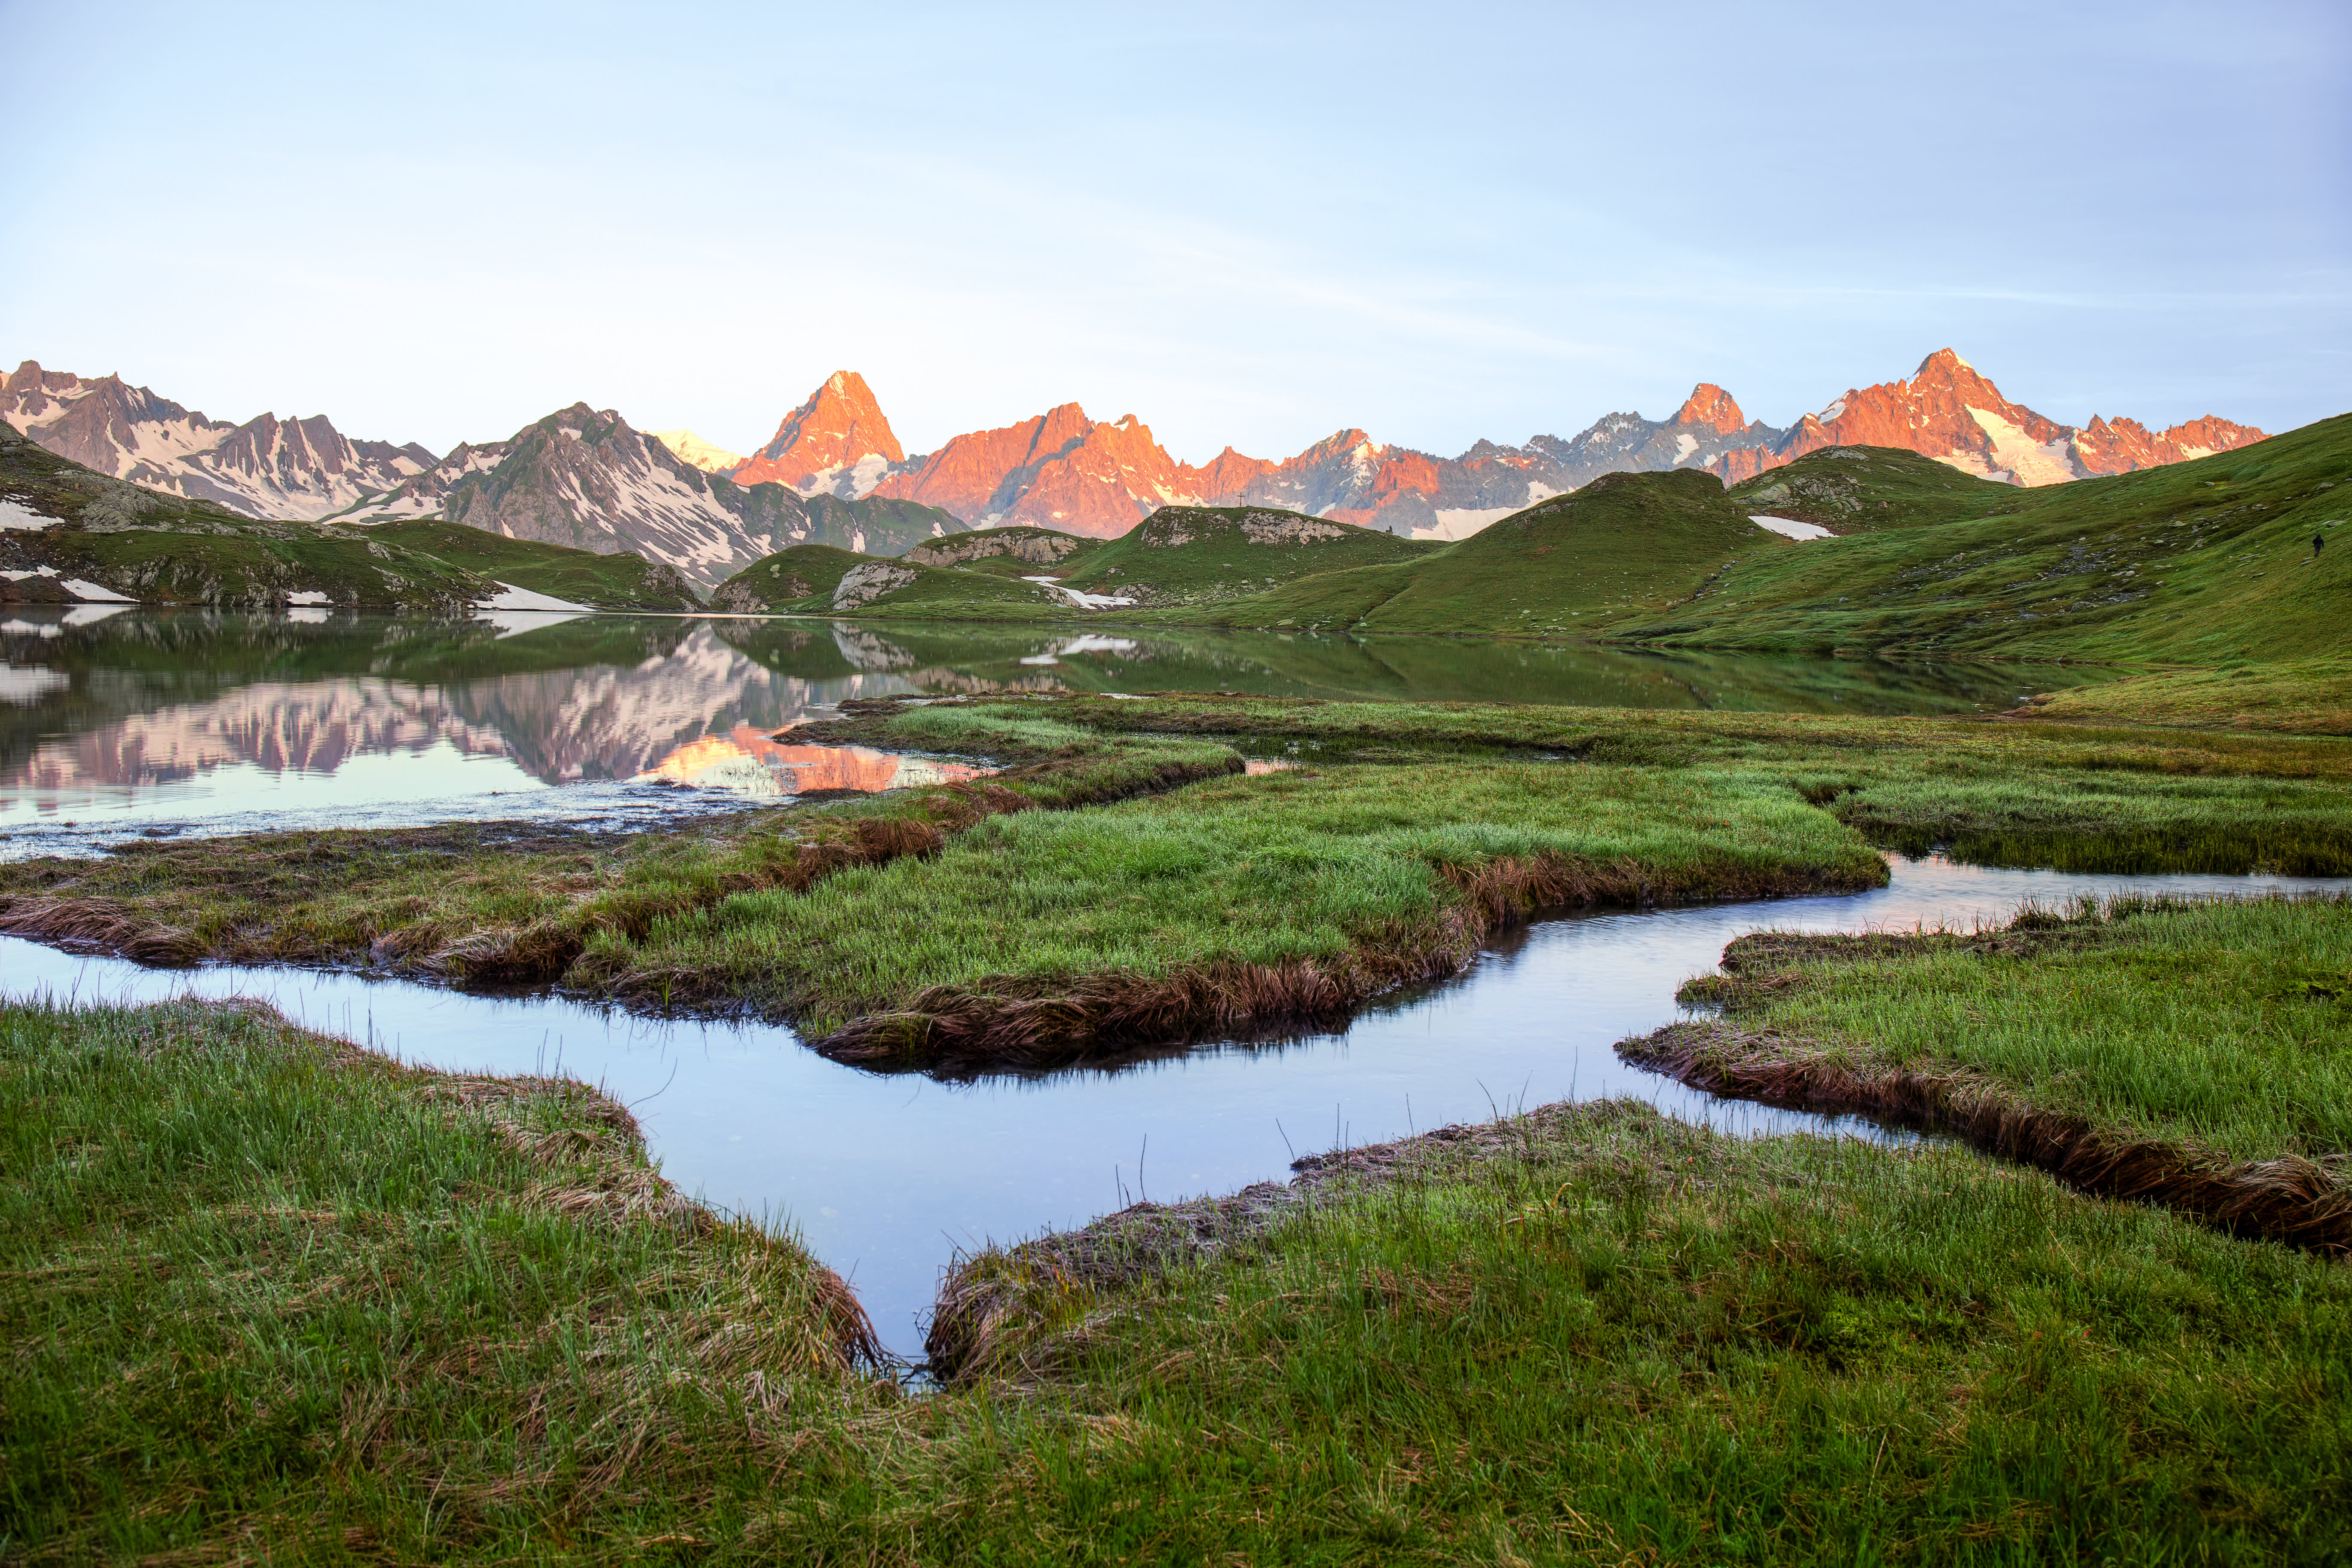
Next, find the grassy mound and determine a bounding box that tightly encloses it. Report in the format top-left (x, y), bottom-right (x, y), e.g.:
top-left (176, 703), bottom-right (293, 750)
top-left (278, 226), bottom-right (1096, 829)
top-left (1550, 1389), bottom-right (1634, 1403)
top-left (1727, 444), bottom-right (2033, 532)
top-left (708, 542), bottom-right (1066, 618)
top-left (1205, 468), bottom-right (1779, 635)
top-left (0, 998), bottom-right (879, 1561)
top-left (906, 524), bottom-right (1102, 572)
top-left (361, 519), bottom-right (701, 610)
top-left (1644, 893), bottom-right (2352, 1248)
top-left (1056, 505), bottom-right (1439, 608)
top-left (894, 1100), bottom-right (2352, 1561)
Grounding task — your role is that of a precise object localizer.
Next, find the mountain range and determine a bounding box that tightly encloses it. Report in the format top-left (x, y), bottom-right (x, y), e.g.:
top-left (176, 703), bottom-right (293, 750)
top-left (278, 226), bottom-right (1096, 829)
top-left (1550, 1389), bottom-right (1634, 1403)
top-left (3, 352), bottom-right (2265, 586)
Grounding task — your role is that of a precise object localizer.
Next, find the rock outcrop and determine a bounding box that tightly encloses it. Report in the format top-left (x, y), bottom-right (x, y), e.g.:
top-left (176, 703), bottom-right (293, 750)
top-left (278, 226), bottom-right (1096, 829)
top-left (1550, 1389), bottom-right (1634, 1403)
top-left (906, 527), bottom-right (1087, 568)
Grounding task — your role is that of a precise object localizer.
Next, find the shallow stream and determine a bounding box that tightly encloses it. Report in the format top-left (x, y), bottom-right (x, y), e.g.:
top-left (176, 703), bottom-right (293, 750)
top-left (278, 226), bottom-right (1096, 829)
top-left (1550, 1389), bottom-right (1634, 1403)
top-left (6, 857), bottom-right (2343, 1361)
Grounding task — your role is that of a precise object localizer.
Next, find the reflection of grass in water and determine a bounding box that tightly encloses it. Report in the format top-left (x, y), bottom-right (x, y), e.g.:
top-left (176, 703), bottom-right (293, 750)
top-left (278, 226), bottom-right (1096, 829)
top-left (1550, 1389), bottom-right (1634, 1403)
top-left (732, 616), bottom-right (2126, 714)
top-left (0, 995), bottom-right (879, 1562)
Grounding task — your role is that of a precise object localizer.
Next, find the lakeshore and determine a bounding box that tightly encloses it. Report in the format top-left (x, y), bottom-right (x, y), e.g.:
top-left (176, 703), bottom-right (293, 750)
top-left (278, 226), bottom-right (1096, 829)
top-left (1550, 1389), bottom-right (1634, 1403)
top-left (6, 681), bottom-right (2352, 1559)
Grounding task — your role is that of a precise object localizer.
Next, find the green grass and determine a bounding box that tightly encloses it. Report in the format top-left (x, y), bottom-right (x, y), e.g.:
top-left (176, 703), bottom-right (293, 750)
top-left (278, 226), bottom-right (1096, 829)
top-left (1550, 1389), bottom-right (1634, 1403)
top-left (1056, 505), bottom-right (1441, 607)
top-left (0, 997), bottom-right (877, 1562)
top-left (9, 697), bottom-right (2352, 1052)
top-left (606, 754), bottom-right (1878, 1037)
top-left (1196, 468), bottom-right (1778, 636)
top-left (361, 519), bottom-right (702, 610)
top-left (1017, 692), bottom-right (2352, 871)
top-left (1675, 893), bottom-right (2352, 1169)
top-left (2019, 657), bottom-right (2352, 736)
top-left (871, 1101), bottom-right (2352, 1564)
top-left (1727, 444), bottom-right (2037, 532)
top-left (707, 542), bottom-right (1066, 617)
top-left (0, 419), bottom-right (501, 614)
top-left (1619, 414), bottom-right (2352, 662)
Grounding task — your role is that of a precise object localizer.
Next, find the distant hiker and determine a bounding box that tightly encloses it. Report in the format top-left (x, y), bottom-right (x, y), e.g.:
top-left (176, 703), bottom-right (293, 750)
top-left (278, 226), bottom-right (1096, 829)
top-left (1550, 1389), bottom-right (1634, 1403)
top-left (2318, 533), bottom-right (2328, 559)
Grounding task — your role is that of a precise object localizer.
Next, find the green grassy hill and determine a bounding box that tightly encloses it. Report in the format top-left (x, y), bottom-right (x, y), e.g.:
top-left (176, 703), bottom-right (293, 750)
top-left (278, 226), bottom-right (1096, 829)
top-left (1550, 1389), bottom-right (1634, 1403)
top-left (1617, 414), bottom-right (2352, 662)
top-left (707, 543), bottom-right (1066, 619)
top-left (1727, 446), bottom-right (2033, 532)
top-left (357, 521), bottom-right (700, 611)
top-left (1056, 506), bottom-right (1439, 608)
top-left (1192, 469), bottom-right (1780, 635)
top-left (0, 420), bottom-right (494, 614)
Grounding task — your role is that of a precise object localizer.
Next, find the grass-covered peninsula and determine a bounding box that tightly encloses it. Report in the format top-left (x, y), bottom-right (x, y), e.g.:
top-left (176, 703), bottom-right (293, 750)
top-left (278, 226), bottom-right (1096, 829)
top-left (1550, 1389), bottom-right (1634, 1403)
top-left (1, 996), bottom-right (882, 1562)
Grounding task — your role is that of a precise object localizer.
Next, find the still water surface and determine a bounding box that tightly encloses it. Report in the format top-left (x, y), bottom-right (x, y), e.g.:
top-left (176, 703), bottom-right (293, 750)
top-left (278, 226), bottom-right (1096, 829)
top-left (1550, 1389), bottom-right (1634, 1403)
top-left (3, 608), bottom-right (2122, 853)
top-left (8, 857), bottom-right (2341, 1361)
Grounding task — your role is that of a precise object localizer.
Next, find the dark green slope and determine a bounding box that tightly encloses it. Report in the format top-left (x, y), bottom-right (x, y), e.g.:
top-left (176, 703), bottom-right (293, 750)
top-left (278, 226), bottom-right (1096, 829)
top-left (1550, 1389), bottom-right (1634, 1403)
top-left (358, 521), bottom-right (701, 611)
top-left (0, 420), bottom-right (492, 613)
top-left (1057, 506), bottom-right (1439, 608)
top-left (1192, 469), bottom-right (1781, 635)
top-left (1619, 414), bottom-right (2352, 662)
top-left (1727, 446), bottom-right (2032, 532)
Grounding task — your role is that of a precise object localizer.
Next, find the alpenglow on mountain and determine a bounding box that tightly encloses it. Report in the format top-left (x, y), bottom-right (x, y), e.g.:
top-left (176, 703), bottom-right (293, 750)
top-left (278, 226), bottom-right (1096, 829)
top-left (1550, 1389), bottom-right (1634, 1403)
top-left (1, 351), bottom-right (2266, 585)
top-left (693, 350), bottom-right (2267, 542)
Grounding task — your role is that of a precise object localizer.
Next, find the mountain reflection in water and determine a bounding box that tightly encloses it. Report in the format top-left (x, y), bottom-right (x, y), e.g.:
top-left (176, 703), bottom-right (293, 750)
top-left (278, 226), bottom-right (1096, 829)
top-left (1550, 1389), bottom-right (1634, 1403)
top-left (2, 608), bottom-right (2125, 842)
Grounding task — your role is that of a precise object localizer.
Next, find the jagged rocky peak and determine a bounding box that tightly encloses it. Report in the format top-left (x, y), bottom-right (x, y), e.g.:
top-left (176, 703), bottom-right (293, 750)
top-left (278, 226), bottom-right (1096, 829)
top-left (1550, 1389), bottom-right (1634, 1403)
top-left (1672, 383), bottom-right (1749, 435)
top-left (733, 370), bottom-right (906, 497)
top-left (0, 360), bottom-right (438, 521)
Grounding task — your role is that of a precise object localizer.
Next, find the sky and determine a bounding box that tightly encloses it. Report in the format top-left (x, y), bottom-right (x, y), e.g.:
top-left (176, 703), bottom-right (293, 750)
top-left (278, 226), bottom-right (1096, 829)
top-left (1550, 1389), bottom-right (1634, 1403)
top-left (1, 0), bottom-right (2345, 464)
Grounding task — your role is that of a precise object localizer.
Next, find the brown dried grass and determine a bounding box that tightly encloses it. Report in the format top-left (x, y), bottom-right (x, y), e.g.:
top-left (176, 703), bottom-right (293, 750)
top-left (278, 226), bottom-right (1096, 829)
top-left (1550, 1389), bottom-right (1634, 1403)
top-left (1621, 1020), bottom-right (2352, 1254)
top-left (0, 896), bottom-right (208, 965)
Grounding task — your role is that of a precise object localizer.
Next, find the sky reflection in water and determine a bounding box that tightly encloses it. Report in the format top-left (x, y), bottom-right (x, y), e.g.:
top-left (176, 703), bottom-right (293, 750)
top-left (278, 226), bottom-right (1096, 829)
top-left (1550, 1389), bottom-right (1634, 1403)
top-left (7, 857), bottom-right (2343, 1360)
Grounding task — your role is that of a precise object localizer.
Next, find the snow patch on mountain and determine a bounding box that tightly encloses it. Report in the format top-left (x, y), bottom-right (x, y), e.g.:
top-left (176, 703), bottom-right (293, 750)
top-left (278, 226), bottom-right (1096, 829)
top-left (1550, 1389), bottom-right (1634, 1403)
top-left (651, 430), bottom-right (747, 474)
top-left (1965, 406), bottom-right (2077, 487)
top-left (1749, 515), bottom-right (1834, 541)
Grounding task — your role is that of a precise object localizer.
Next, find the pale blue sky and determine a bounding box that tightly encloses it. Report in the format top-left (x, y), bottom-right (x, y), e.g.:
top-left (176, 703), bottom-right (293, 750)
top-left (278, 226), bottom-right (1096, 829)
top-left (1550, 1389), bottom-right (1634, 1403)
top-left (2, 1), bottom-right (2343, 462)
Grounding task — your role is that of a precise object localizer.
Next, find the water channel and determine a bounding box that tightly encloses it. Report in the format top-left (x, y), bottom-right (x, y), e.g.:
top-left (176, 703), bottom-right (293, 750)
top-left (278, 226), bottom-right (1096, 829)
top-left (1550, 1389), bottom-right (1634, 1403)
top-left (8, 857), bottom-right (2343, 1362)
top-left (6, 607), bottom-right (2315, 1362)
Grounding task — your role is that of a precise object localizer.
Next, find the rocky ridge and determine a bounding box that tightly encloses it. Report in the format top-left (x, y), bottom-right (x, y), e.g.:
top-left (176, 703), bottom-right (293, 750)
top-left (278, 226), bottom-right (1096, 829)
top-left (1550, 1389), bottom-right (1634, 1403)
top-left (1712, 350), bottom-right (2265, 488)
top-left (732, 371), bottom-right (904, 496)
top-left (715, 351), bottom-right (2252, 544)
top-left (340, 404), bottom-right (967, 590)
top-left (1, 361), bottom-right (437, 521)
